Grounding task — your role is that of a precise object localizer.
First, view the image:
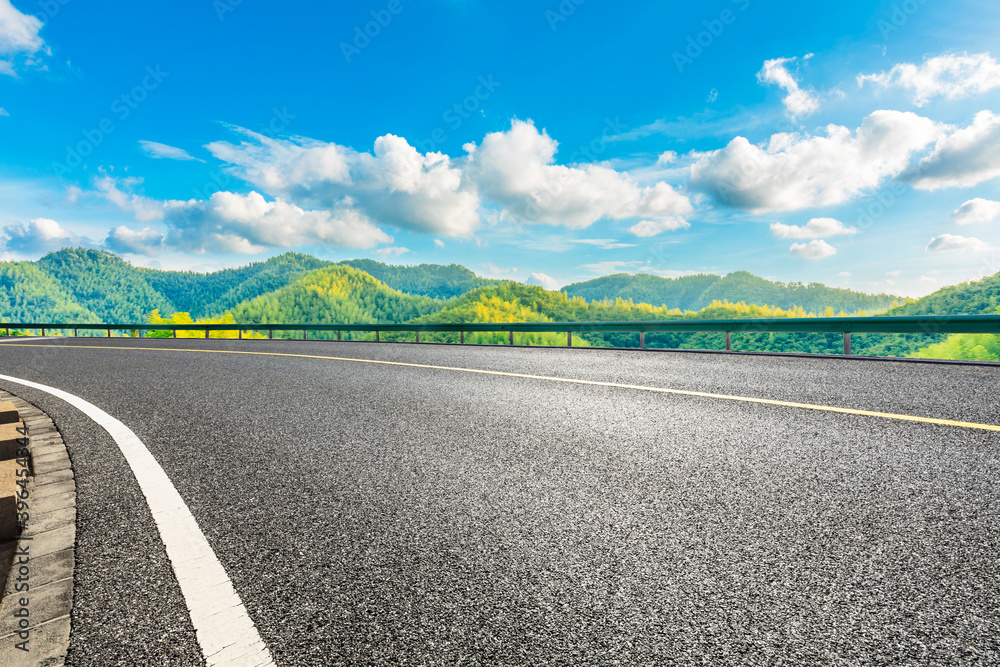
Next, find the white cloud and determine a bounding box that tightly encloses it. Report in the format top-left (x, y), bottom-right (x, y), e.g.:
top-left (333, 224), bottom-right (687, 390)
top-left (628, 217), bottom-right (689, 237)
top-left (88, 176), bottom-right (392, 254)
top-left (887, 270), bottom-right (902, 277)
top-left (858, 52), bottom-right (1000, 106)
top-left (480, 262), bottom-right (518, 277)
top-left (926, 233), bottom-right (992, 253)
top-left (909, 111), bottom-right (1000, 190)
top-left (770, 217), bottom-right (858, 239)
top-left (0, 0), bottom-right (47, 76)
top-left (373, 246), bottom-right (410, 258)
top-left (0, 107), bottom-right (8, 116)
top-left (706, 88), bottom-right (718, 103)
top-left (207, 128), bottom-right (480, 237)
top-left (464, 120), bottom-right (692, 229)
top-left (838, 271), bottom-right (852, 277)
top-left (952, 198), bottom-right (1000, 225)
top-left (573, 238), bottom-right (638, 249)
top-left (690, 110), bottom-right (941, 211)
top-left (2, 217), bottom-right (86, 254)
top-left (525, 272), bottom-right (560, 290)
top-left (139, 140), bottom-right (203, 162)
top-left (578, 260), bottom-right (647, 274)
top-left (757, 55), bottom-right (819, 119)
top-left (105, 226), bottom-right (166, 255)
top-left (657, 150), bottom-right (678, 165)
top-left (433, 239), bottom-right (445, 248)
top-left (789, 239), bottom-right (836, 259)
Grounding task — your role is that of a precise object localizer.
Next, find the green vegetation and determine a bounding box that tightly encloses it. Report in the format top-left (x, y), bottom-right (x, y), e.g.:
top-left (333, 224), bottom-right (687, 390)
top-left (228, 265), bottom-right (447, 339)
top-left (140, 252), bottom-right (334, 317)
top-left (339, 259), bottom-right (501, 299)
top-left (564, 270), bottom-right (906, 314)
top-left (37, 248), bottom-right (173, 322)
top-left (3, 246), bottom-right (999, 361)
top-left (0, 261), bottom-right (100, 323)
top-left (146, 309), bottom-right (267, 339)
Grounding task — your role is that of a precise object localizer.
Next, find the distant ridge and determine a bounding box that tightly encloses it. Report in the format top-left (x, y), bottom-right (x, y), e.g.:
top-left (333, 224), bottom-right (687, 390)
top-left (563, 271), bottom-right (903, 315)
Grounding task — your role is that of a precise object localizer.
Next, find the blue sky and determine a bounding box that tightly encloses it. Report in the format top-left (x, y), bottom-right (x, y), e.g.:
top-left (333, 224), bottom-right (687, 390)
top-left (2, 0), bottom-right (1000, 297)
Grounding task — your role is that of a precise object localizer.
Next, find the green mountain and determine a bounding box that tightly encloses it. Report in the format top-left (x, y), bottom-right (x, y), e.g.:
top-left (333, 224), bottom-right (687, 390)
top-left (338, 259), bottom-right (501, 299)
top-left (2, 247), bottom-right (998, 360)
top-left (563, 271), bottom-right (905, 314)
top-left (139, 252), bottom-right (335, 317)
top-left (228, 265), bottom-right (448, 338)
top-left (36, 248), bottom-right (173, 322)
top-left (853, 273), bottom-right (1000, 358)
top-left (0, 261), bottom-right (100, 323)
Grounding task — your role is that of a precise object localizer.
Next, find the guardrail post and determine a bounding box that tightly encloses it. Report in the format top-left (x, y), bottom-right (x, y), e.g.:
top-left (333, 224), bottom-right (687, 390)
top-left (173, 329), bottom-right (176, 339)
top-left (415, 331), bottom-right (420, 344)
top-left (4, 327), bottom-right (9, 336)
top-left (41, 328), bottom-right (46, 337)
top-left (139, 329), bottom-right (144, 338)
top-left (843, 332), bottom-right (852, 356)
top-left (205, 327), bottom-right (209, 339)
top-left (509, 330), bottom-right (514, 346)
top-left (725, 332), bottom-right (732, 351)
top-left (107, 328), bottom-right (110, 338)
top-left (639, 332), bottom-right (645, 349)
top-left (239, 329), bottom-right (242, 340)
top-left (303, 329), bottom-right (307, 341)
top-left (337, 331), bottom-right (341, 341)
top-left (460, 331), bottom-right (464, 344)
top-left (74, 329), bottom-right (78, 337)
top-left (567, 332), bottom-right (572, 347)
top-left (376, 330), bottom-right (380, 343)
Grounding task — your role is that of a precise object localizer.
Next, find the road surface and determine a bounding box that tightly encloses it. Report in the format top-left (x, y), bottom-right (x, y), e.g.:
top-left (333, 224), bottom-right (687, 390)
top-left (0, 338), bottom-right (998, 665)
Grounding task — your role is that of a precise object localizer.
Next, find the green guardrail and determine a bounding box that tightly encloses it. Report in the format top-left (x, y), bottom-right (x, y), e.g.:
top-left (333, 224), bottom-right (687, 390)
top-left (2, 315), bottom-right (999, 356)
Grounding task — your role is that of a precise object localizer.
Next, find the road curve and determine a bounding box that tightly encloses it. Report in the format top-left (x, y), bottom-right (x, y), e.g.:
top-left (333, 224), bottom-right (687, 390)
top-left (0, 338), bottom-right (998, 665)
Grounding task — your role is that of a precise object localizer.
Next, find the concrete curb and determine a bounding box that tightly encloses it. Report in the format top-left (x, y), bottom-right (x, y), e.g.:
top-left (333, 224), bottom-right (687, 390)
top-left (0, 390), bottom-right (75, 666)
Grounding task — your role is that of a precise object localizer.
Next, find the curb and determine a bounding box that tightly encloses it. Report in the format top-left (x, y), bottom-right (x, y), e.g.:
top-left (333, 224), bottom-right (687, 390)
top-left (0, 390), bottom-right (75, 666)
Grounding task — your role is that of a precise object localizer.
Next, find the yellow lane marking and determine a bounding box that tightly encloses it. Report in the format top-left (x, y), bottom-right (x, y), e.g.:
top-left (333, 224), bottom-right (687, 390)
top-left (1, 342), bottom-right (998, 432)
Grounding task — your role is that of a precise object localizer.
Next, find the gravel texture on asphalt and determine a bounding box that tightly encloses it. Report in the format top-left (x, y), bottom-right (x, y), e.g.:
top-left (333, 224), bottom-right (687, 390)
top-left (0, 338), bottom-right (997, 665)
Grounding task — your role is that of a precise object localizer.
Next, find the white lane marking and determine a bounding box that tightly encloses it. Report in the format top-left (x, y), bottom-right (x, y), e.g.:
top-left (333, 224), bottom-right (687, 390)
top-left (0, 374), bottom-right (275, 667)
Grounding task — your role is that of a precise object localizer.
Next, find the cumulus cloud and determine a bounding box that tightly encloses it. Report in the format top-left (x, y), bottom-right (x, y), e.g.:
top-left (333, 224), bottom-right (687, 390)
top-left (433, 239), bottom-right (445, 248)
top-left (628, 217), bottom-right (689, 237)
top-left (0, 107), bottom-right (8, 116)
top-left (908, 110), bottom-right (1000, 190)
top-left (105, 226), bottom-right (166, 255)
top-left (88, 176), bottom-right (392, 254)
top-left (525, 272), bottom-right (560, 290)
top-left (207, 128), bottom-right (480, 237)
top-left (926, 233), bottom-right (992, 253)
top-left (858, 52), bottom-right (1000, 106)
top-left (464, 120), bottom-right (692, 230)
top-left (952, 198), bottom-right (1000, 225)
top-left (2, 218), bottom-right (86, 254)
top-left (789, 239), bottom-right (836, 259)
top-left (0, 0), bottom-right (47, 76)
top-left (757, 55), bottom-right (819, 119)
top-left (770, 217), bottom-right (857, 239)
top-left (690, 110), bottom-right (941, 211)
top-left (139, 140), bottom-right (203, 162)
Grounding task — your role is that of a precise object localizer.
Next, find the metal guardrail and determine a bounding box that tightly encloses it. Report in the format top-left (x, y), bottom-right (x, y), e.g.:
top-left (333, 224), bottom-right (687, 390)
top-left (2, 315), bottom-right (998, 355)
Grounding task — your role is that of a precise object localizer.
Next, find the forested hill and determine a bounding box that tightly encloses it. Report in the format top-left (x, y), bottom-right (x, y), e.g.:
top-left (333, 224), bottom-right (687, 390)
top-left (563, 271), bottom-right (905, 314)
top-left (229, 265), bottom-right (447, 325)
top-left (338, 259), bottom-right (501, 299)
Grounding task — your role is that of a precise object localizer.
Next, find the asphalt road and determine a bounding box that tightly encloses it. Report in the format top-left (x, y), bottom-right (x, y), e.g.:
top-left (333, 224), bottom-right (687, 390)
top-left (0, 338), bottom-right (998, 666)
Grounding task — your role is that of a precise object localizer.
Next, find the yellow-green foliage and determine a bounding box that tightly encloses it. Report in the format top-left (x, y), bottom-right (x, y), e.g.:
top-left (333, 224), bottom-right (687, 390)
top-left (146, 310), bottom-right (266, 339)
top-left (912, 333), bottom-right (1000, 361)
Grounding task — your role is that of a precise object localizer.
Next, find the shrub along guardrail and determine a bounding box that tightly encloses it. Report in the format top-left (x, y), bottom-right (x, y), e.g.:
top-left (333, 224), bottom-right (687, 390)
top-left (2, 315), bottom-right (999, 356)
